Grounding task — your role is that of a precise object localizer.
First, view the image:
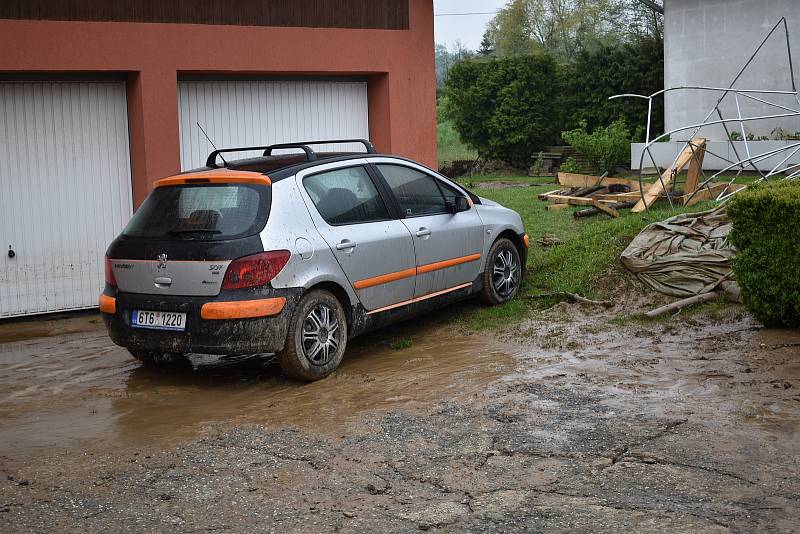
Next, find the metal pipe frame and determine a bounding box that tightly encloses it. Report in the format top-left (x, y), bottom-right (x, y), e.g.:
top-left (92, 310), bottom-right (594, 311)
top-left (610, 17), bottom-right (799, 210)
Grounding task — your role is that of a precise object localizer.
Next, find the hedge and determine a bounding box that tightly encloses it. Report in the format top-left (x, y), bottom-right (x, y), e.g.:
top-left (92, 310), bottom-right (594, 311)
top-left (444, 54), bottom-right (559, 167)
top-left (727, 180), bottom-right (800, 327)
top-left (443, 36), bottom-right (664, 167)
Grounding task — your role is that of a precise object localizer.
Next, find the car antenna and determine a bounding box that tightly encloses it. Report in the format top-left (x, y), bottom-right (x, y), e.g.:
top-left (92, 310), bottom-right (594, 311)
top-left (196, 122), bottom-right (227, 166)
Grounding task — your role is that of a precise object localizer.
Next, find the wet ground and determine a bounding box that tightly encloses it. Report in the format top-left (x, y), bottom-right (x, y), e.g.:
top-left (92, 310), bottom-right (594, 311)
top-left (0, 303), bottom-right (799, 532)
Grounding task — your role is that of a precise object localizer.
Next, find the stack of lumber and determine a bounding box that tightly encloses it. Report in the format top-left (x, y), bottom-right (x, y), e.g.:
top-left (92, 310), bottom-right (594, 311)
top-left (539, 139), bottom-right (744, 218)
top-left (539, 173), bottom-right (642, 218)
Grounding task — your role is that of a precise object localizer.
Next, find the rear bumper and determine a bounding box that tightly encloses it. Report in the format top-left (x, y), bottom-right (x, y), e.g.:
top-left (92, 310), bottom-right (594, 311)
top-left (100, 286), bottom-right (301, 355)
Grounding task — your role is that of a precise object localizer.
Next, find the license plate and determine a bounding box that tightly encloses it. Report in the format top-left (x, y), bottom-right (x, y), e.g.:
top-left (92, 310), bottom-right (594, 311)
top-left (131, 310), bottom-right (187, 331)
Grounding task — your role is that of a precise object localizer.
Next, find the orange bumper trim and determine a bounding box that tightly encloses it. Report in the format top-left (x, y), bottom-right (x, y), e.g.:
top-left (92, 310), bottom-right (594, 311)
top-left (523, 234), bottom-right (530, 248)
top-left (201, 297), bottom-right (286, 320)
top-left (98, 294), bottom-right (116, 314)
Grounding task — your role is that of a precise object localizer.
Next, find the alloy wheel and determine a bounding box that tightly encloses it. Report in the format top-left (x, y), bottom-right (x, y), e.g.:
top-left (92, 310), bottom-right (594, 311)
top-left (301, 304), bottom-right (340, 366)
top-left (492, 249), bottom-right (519, 297)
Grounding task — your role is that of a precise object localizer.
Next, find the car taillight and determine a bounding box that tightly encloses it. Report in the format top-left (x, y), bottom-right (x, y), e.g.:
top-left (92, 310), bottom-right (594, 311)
top-left (104, 256), bottom-right (117, 287)
top-left (222, 250), bottom-right (291, 290)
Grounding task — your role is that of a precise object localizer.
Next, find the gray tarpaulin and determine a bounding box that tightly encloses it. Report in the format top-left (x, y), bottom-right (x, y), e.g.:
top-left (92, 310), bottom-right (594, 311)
top-left (620, 208), bottom-right (737, 297)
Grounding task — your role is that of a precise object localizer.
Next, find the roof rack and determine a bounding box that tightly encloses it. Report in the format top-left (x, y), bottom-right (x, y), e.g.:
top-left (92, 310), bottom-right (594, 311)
top-left (205, 139), bottom-right (377, 168)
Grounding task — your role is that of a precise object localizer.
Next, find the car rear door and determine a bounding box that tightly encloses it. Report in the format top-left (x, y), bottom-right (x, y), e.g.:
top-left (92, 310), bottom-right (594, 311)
top-left (295, 161), bottom-right (416, 312)
top-left (371, 160), bottom-right (484, 298)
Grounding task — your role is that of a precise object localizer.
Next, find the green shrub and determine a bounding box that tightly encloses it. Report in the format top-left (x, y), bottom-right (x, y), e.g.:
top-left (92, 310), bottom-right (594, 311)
top-left (727, 181), bottom-right (800, 327)
top-left (445, 55), bottom-right (559, 168)
top-left (559, 157), bottom-right (581, 174)
top-left (561, 118), bottom-right (633, 175)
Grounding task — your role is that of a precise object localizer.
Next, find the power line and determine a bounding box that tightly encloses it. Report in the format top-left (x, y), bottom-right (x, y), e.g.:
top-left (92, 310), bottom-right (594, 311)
top-left (434, 11), bottom-right (500, 17)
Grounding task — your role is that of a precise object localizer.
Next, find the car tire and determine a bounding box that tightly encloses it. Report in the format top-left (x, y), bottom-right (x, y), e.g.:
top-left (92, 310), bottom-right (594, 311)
top-left (127, 349), bottom-right (187, 367)
top-left (480, 237), bottom-right (522, 305)
top-left (278, 289), bottom-right (348, 381)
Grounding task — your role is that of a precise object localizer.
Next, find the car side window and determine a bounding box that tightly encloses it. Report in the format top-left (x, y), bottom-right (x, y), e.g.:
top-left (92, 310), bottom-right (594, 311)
top-left (376, 164), bottom-right (446, 217)
top-left (303, 166), bottom-right (390, 226)
top-left (437, 179), bottom-right (466, 205)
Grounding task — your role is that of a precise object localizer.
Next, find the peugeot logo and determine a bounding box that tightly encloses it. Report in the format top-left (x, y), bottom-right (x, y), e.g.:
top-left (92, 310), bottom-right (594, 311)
top-left (157, 253), bottom-right (168, 270)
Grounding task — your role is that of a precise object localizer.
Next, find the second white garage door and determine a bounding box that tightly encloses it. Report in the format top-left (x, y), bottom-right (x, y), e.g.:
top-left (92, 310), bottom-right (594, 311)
top-left (178, 79), bottom-right (369, 170)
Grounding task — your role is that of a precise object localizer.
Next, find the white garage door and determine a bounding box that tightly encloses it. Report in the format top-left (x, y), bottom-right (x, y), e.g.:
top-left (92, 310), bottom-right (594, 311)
top-left (0, 81), bottom-right (133, 318)
top-left (178, 79), bottom-right (369, 170)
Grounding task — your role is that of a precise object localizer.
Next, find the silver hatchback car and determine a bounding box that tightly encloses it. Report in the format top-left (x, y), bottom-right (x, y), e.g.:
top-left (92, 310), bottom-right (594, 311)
top-left (100, 140), bottom-right (528, 380)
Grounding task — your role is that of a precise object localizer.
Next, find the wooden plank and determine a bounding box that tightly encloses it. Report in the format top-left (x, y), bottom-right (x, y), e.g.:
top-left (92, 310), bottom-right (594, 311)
top-left (538, 189), bottom-right (561, 201)
top-left (631, 137), bottom-right (706, 213)
top-left (591, 199), bottom-right (620, 218)
top-left (595, 192), bottom-right (643, 202)
top-left (545, 203), bottom-right (571, 211)
top-left (557, 172), bottom-right (641, 189)
top-left (547, 194), bottom-right (616, 206)
top-left (680, 182), bottom-right (731, 207)
top-left (684, 140), bottom-right (707, 193)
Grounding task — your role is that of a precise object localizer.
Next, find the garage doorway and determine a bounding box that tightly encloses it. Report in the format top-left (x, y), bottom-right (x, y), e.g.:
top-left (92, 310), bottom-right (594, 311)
top-left (178, 78), bottom-right (369, 170)
top-left (0, 81), bottom-right (133, 317)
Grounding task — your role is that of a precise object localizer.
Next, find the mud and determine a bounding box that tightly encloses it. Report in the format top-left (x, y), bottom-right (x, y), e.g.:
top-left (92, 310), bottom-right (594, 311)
top-left (0, 317), bottom-right (514, 459)
top-left (1, 304), bottom-right (799, 532)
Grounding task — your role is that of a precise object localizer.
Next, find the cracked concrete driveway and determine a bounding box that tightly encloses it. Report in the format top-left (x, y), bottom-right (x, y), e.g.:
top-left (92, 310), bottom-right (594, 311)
top-left (0, 303), bottom-right (798, 532)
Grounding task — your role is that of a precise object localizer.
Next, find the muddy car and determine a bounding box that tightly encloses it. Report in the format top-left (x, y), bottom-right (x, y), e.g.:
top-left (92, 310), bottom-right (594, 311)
top-left (99, 140), bottom-right (527, 380)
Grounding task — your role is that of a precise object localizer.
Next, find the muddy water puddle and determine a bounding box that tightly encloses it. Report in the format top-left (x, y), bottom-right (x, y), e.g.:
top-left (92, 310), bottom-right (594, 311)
top-left (0, 314), bottom-right (517, 461)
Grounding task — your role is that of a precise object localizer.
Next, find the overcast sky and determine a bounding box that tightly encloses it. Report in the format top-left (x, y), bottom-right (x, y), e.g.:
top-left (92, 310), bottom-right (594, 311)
top-left (433, 0), bottom-right (508, 50)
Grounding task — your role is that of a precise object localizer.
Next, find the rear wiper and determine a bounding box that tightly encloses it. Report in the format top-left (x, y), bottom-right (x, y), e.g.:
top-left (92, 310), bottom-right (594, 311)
top-left (166, 229), bottom-right (222, 235)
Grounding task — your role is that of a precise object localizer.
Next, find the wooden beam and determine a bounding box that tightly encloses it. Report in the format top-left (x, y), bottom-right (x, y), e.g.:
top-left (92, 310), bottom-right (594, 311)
top-left (595, 192), bottom-right (643, 202)
top-left (557, 172), bottom-right (642, 189)
top-left (545, 203), bottom-right (571, 211)
top-left (631, 137), bottom-right (706, 213)
top-left (680, 182), bottom-right (735, 207)
top-left (684, 140), bottom-right (707, 194)
top-left (547, 194), bottom-right (617, 206)
top-left (591, 199), bottom-right (620, 218)
top-left (538, 189), bottom-right (561, 201)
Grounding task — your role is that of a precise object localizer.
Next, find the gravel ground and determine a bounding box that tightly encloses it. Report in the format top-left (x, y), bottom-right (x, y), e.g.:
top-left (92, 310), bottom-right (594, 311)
top-left (1, 303), bottom-right (798, 532)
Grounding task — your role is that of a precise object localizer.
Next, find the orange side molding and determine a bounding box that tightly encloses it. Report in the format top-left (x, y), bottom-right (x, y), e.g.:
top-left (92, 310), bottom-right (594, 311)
top-left (155, 170), bottom-right (271, 188)
top-left (523, 234), bottom-right (530, 248)
top-left (417, 253), bottom-right (481, 274)
top-left (98, 294), bottom-right (116, 314)
top-left (353, 267), bottom-right (417, 290)
top-left (201, 297), bottom-right (286, 320)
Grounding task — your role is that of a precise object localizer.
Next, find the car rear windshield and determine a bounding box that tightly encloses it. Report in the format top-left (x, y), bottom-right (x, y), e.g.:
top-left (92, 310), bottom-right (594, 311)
top-left (123, 184), bottom-right (271, 240)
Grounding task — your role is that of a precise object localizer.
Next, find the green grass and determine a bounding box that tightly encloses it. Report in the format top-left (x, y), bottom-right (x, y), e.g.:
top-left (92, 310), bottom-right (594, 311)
top-left (438, 119), bottom-right (477, 166)
top-left (389, 338), bottom-right (413, 350)
top-left (449, 179), bottom-right (718, 330)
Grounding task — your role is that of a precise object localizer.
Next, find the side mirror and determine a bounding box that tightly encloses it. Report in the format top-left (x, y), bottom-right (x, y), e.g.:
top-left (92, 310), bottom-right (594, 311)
top-left (448, 195), bottom-right (471, 214)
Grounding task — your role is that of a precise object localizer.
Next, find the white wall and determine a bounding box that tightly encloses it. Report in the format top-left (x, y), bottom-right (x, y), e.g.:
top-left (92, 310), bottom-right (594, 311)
top-left (664, 0), bottom-right (800, 140)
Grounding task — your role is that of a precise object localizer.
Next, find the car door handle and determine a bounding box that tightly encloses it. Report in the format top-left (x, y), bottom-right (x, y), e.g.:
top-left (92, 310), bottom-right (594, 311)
top-left (336, 239), bottom-right (357, 251)
top-left (415, 227), bottom-right (431, 237)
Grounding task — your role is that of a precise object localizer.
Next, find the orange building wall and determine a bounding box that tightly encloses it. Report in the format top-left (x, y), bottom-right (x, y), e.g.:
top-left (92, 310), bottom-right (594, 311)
top-left (0, 0), bottom-right (436, 206)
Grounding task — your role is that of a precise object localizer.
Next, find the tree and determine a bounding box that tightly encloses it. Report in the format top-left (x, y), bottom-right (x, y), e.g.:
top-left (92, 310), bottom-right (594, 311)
top-left (484, 0), bottom-right (663, 60)
top-left (478, 31), bottom-right (495, 57)
top-left (444, 55), bottom-right (560, 166)
top-left (435, 41), bottom-right (475, 88)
